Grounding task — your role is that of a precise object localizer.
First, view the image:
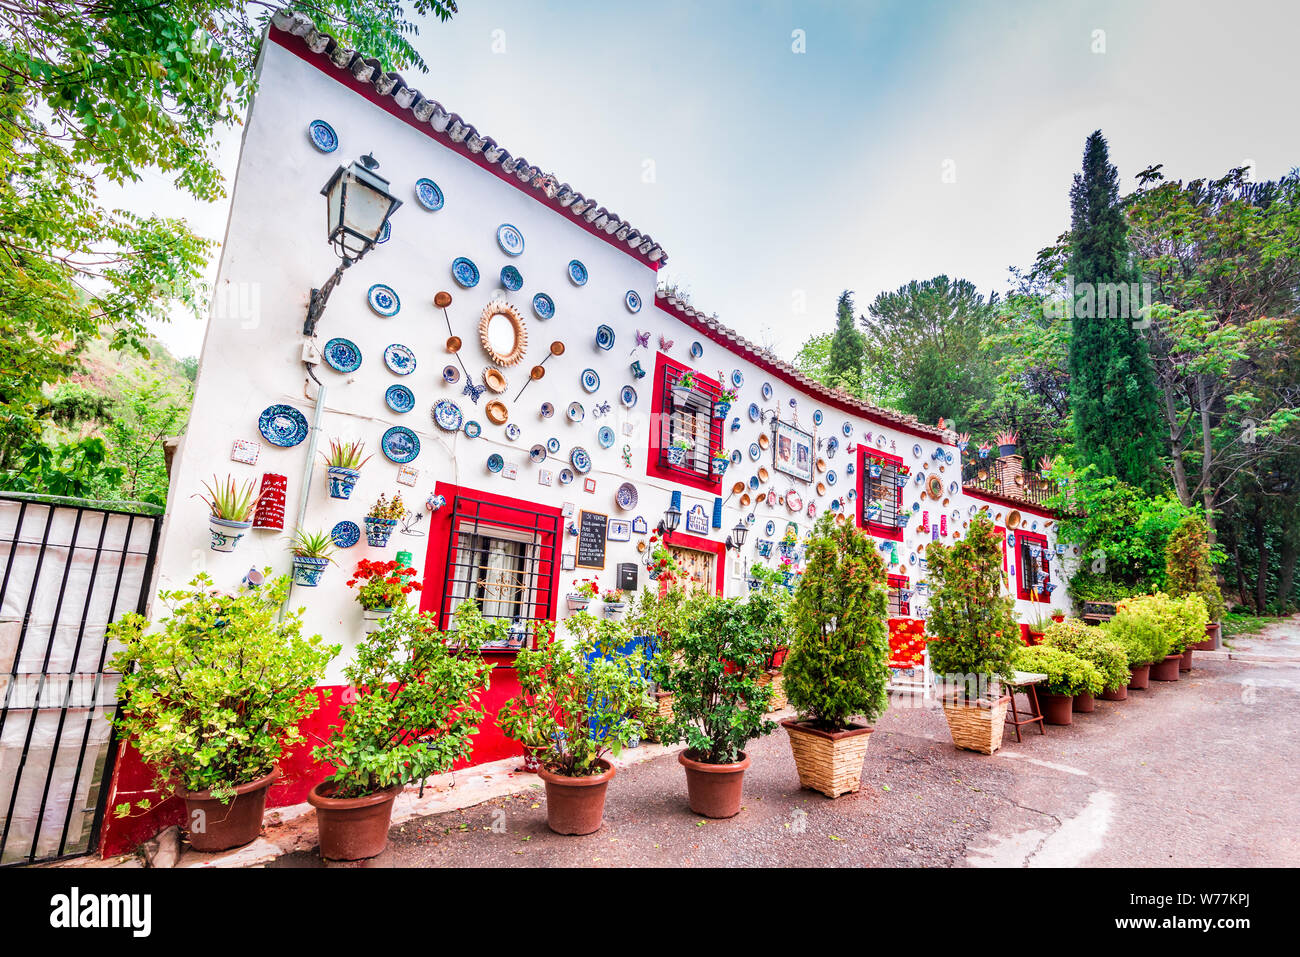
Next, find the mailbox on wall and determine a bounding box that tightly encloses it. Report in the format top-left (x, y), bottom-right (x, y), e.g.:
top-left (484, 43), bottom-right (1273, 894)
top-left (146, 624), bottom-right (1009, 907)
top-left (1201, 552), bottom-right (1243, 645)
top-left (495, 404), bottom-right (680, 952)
top-left (617, 562), bottom-right (638, 591)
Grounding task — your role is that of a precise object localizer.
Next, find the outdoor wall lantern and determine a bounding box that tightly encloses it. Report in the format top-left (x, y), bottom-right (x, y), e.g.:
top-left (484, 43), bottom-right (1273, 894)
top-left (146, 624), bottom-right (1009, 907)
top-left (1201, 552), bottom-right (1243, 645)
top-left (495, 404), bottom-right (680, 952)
top-left (303, 153), bottom-right (402, 336)
top-left (726, 519), bottom-right (749, 551)
top-left (657, 502), bottom-right (682, 536)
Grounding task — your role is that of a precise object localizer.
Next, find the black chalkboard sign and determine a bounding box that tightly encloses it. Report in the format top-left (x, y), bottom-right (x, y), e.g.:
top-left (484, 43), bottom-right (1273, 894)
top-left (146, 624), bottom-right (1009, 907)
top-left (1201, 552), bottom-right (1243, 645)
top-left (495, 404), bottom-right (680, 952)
top-left (577, 510), bottom-right (608, 569)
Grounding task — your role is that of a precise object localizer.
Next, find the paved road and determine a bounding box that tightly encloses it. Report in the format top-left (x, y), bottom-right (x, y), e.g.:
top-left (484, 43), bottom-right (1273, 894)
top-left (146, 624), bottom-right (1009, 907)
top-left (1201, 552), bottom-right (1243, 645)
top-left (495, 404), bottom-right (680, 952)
top-left (273, 617), bottom-right (1300, 868)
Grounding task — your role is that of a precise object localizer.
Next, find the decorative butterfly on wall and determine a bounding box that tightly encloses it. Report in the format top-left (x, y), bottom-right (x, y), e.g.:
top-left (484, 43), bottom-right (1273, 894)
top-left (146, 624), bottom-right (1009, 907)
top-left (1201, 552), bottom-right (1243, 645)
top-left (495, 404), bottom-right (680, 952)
top-left (634, 330), bottom-right (650, 349)
top-left (462, 381), bottom-right (485, 404)
top-left (658, 335), bottom-right (673, 351)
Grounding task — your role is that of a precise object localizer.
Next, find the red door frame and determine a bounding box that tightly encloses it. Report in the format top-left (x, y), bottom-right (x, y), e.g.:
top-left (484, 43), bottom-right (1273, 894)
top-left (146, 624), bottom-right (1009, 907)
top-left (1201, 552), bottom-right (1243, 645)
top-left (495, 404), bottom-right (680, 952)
top-left (661, 529), bottom-right (726, 595)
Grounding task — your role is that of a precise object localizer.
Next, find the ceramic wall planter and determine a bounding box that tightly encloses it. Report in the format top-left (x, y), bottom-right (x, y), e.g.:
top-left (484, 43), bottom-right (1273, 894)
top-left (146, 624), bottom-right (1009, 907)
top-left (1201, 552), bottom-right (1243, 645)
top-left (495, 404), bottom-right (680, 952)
top-left (327, 466), bottom-right (361, 499)
top-left (1039, 692), bottom-right (1074, 725)
top-left (599, 601), bottom-right (626, 618)
top-left (940, 695), bottom-right (1010, 754)
top-left (782, 720), bottom-right (872, 798)
top-left (711, 456), bottom-right (729, 476)
top-left (1072, 691), bottom-right (1096, 713)
top-left (364, 516), bottom-right (398, 547)
top-left (1150, 654), bottom-right (1182, 682)
top-left (1127, 663), bottom-right (1151, 690)
top-left (566, 594), bottom-right (591, 611)
top-left (537, 759), bottom-right (615, 835)
top-left (714, 400), bottom-right (732, 419)
top-left (679, 750), bottom-right (750, 818)
top-left (308, 781), bottom-right (402, 861)
top-left (292, 555), bottom-right (330, 587)
top-left (666, 446), bottom-right (688, 467)
top-left (178, 767), bottom-right (279, 852)
top-left (209, 515), bottom-right (253, 553)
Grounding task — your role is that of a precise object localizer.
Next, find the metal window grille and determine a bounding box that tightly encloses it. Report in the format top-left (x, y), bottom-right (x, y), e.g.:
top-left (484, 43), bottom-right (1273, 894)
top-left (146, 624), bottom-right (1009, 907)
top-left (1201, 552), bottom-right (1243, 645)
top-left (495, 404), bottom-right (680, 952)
top-left (887, 574), bottom-right (911, 616)
top-left (658, 364), bottom-right (723, 480)
top-left (1018, 537), bottom-right (1050, 597)
top-left (961, 459), bottom-right (1054, 506)
top-left (861, 458), bottom-right (902, 530)
top-left (438, 494), bottom-right (558, 637)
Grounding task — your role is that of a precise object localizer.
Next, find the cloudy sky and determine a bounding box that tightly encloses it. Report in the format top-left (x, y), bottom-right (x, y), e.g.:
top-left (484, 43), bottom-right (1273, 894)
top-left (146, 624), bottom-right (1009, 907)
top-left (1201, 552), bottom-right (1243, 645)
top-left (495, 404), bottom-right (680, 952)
top-left (121, 0), bottom-right (1300, 360)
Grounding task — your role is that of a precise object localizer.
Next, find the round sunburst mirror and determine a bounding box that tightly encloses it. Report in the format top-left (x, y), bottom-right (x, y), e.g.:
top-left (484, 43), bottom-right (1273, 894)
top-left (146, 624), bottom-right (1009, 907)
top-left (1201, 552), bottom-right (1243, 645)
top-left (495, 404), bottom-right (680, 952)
top-left (479, 300), bottom-right (528, 367)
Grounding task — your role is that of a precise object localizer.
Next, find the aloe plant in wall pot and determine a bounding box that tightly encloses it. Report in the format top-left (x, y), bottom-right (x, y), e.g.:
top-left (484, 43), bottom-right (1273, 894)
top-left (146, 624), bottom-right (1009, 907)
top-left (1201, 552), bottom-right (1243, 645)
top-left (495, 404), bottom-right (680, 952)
top-left (309, 602), bottom-right (496, 860)
top-left (196, 474), bottom-right (260, 552)
top-left (107, 573), bottom-right (338, 851)
top-left (289, 528), bottom-right (336, 586)
top-left (321, 437), bottom-right (373, 500)
top-left (924, 512), bottom-right (1021, 754)
top-left (497, 612), bottom-right (650, 834)
top-left (781, 513), bottom-right (890, 798)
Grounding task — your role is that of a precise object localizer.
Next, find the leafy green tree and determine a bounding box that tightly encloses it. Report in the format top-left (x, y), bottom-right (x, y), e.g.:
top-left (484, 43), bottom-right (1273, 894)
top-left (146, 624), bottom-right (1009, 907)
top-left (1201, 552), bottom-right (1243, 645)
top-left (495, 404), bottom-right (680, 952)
top-left (1066, 130), bottom-right (1163, 489)
top-left (92, 369), bottom-right (192, 505)
top-left (1164, 514), bottom-right (1226, 622)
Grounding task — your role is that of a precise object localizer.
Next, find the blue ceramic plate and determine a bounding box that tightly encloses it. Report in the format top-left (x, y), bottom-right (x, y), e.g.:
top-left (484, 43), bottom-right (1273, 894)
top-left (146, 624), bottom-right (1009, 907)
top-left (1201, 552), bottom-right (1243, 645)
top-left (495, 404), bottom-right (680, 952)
top-left (307, 119), bottom-right (337, 153)
top-left (432, 399), bottom-right (463, 432)
top-left (620, 385), bottom-right (637, 408)
top-left (487, 453), bottom-right (505, 473)
top-left (581, 368), bottom-right (600, 393)
top-left (625, 290), bottom-right (642, 313)
top-left (616, 482), bottom-right (638, 510)
top-left (500, 265), bottom-right (523, 291)
top-left (597, 426), bottom-right (615, 449)
top-left (690, 341), bottom-right (703, 359)
top-left (595, 324), bottom-right (615, 350)
top-left (384, 343), bottom-right (416, 375)
top-left (731, 370), bottom-right (744, 388)
top-left (258, 404), bottom-right (309, 447)
top-left (497, 223), bottom-right (525, 256)
top-left (566, 402), bottom-right (585, 422)
top-left (749, 443), bottom-right (761, 461)
top-left (568, 260), bottom-right (588, 286)
top-left (532, 292), bottom-right (555, 320)
top-left (748, 403), bottom-right (760, 421)
top-left (842, 422), bottom-right (853, 437)
top-left (761, 382), bottom-right (773, 400)
top-left (442, 365), bottom-right (460, 384)
top-left (381, 426), bottom-right (420, 464)
top-left (385, 384), bottom-right (415, 414)
top-left (530, 444), bottom-right (547, 463)
top-left (331, 521), bottom-right (361, 549)
top-left (505, 424), bottom-right (521, 441)
top-left (464, 420), bottom-right (481, 438)
top-left (451, 257), bottom-right (480, 288)
top-left (415, 178), bottom-right (444, 211)
top-left (546, 437), bottom-right (561, 454)
top-left (749, 476), bottom-right (760, 490)
top-left (323, 337), bottom-right (362, 373)
top-left (367, 284), bottom-right (400, 317)
top-left (558, 468), bottom-right (575, 485)
top-left (827, 470), bottom-right (837, 486)
top-left (813, 409), bottom-right (824, 426)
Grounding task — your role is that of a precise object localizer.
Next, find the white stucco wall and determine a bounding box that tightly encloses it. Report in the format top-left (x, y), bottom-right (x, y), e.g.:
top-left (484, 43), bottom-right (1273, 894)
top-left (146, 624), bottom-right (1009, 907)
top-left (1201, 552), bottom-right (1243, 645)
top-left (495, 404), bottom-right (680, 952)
top-left (155, 37), bottom-right (1077, 684)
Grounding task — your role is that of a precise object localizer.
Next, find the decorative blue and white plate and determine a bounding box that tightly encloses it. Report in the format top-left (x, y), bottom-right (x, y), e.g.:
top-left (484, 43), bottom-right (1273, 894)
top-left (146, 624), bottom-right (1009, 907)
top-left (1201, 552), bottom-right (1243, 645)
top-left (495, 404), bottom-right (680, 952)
top-left (749, 402), bottom-right (761, 422)
top-left (567, 401), bottom-right (585, 422)
top-left (749, 476), bottom-right (760, 490)
top-left (827, 470), bottom-right (837, 486)
top-left (414, 178), bottom-right (444, 211)
top-left (377, 221), bottom-right (391, 244)
top-left (761, 382), bottom-right (773, 400)
top-left (500, 265), bottom-right (523, 291)
top-left (367, 284), bottom-right (400, 317)
top-left (323, 338), bottom-right (362, 373)
top-left (731, 449), bottom-right (742, 465)
top-left (540, 402), bottom-right (555, 418)
top-left (570, 447), bottom-right (592, 474)
top-left (385, 384), bottom-right (415, 414)
top-left (731, 417), bottom-right (741, 432)
top-left (505, 423), bottom-right (521, 441)
top-left (307, 119), bottom-right (338, 153)
top-left (496, 223), bottom-right (525, 256)
top-left (331, 521), bottom-right (361, 549)
top-left (812, 409), bottom-right (824, 426)
top-left (442, 365), bottom-right (460, 384)
top-left (530, 444), bottom-right (547, 463)
top-left (765, 520), bottom-right (777, 536)
top-left (625, 290), bottom-right (641, 313)
top-left (546, 437), bottom-right (561, 454)
top-left (451, 257), bottom-right (480, 288)
top-left (616, 482), bottom-right (638, 510)
top-left (842, 421), bottom-right (853, 437)
top-left (558, 468), bottom-right (575, 486)
top-left (464, 420), bottom-right (482, 438)
top-left (595, 324), bottom-right (615, 351)
top-left (381, 426), bottom-right (420, 463)
top-left (749, 443), bottom-right (761, 461)
top-left (532, 292), bottom-right (555, 320)
top-left (258, 405), bottom-right (309, 447)
top-left (731, 370), bottom-right (744, 389)
top-left (432, 399), bottom-right (463, 432)
top-left (568, 260), bottom-right (588, 286)
top-left (620, 385), bottom-right (637, 408)
top-left (597, 426), bottom-right (615, 449)
top-left (384, 343), bottom-right (416, 375)
top-left (487, 453), bottom-right (505, 474)
top-left (690, 341), bottom-right (703, 359)
top-left (580, 368), bottom-right (600, 393)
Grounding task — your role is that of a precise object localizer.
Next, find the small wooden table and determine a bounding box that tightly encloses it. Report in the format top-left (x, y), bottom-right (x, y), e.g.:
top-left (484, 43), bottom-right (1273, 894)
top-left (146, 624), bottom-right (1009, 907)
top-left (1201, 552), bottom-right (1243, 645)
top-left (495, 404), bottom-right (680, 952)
top-left (1004, 670), bottom-right (1047, 741)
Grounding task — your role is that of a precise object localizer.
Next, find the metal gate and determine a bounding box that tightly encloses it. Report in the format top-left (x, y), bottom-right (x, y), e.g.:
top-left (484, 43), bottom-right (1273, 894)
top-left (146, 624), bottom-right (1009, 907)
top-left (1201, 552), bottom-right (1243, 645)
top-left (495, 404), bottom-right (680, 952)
top-left (0, 493), bottom-right (161, 866)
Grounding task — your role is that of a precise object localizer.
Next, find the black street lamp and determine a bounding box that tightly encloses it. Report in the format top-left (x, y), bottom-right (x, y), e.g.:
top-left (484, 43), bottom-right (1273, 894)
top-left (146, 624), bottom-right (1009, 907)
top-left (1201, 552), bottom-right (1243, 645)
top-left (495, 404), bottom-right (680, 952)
top-left (303, 154), bottom-right (402, 336)
top-left (728, 519), bottom-right (749, 550)
top-left (657, 502), bottom-right (682, 536)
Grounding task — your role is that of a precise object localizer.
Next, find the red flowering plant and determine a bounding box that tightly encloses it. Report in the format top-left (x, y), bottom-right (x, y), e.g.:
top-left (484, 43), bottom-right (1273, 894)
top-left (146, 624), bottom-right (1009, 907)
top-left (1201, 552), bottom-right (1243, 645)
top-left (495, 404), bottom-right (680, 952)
top-left (572, 577), bottom-right (600, 599)
top-left (347, 558), bottom-right (422, 611)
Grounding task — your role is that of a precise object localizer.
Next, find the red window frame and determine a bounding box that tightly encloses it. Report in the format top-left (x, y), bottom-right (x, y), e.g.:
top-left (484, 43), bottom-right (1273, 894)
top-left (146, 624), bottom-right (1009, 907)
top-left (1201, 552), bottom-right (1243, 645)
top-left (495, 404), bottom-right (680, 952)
top-left (647, 351), bottom-right (723, 494)
top-left (887, 573), bottom-right (911, 616)
top-left (1014, 529), bottom-right (1051, 602)
top-left (856, 445), bottom-right (904, 542)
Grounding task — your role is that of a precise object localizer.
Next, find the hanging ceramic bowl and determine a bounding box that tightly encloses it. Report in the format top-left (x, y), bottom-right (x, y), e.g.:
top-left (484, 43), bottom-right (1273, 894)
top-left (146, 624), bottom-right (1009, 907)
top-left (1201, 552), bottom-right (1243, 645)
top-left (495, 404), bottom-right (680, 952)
top-left (812, 409), bottom-right (824, 426)
top-left (760, 382), bottom-right (773, 400)
top-left (384, 343), bottom-right (416, 375)
top-left (731, 370), bottom-right (744, 388)
top-left (817, 482), bottom-right (827, 496)
top-left (624, 290), bottom-right (642, 312)
top-left (505, 423), bottom-right (521, 441)
top-left (546, 437), bottom-right (561, 454)
top-left (566, 402), bottom-right (585, 423)
top-left (827, 470), bottom-right (837, 486)
top-left (740, 493), bottom-right (751, 508)
top-left (540, 402), bottom-right (555, 419)
top-left (581, 368), bottom-right (600, 393)
top-left (690, 341), bottom-right (704, 359)
top-left (451, 257), bottom-right (480, 288)
top-left (758, 433), bottom-right (770, 450)
top-left (816, 457), bottom-right (827, 473)
top-left (842, 422), bottom-right (853, 437)
top-left (749, 476), bottom-right (761, 490)
top-left (559, 468), bottom-right (575, 486)
top-left (500, 265), bottom-right (524, 291)
top-left (749, 443), bottom-right (761, 461)
top-left (748, 402), bottom-right (761, 422)
top-left (432, 399), bottom-right (463, 432)
top-left (464, 420), bottom-right (482, 439)
top-left (597, 425), bottom-right (615, 448)
top-left (731, 449), bottom-right (742, 466)
top-left (532, 293), bottom-right (555, 320)
top-left (529, 444), bottom-right (547, 463)
top-left (615, 482), bottom-right (638, 510)
top-left (568, 260), bottom-right (588, 286)
top-left (381, 426), bottom-right (420, 464)
top-left (620, 385), bottom-right (637, 408)
top-left (385, 384), bottom-right (415, 414)
top-left (595, 325), bottom-right (615, 351)
top-left (484, 400), bottom-right (508, 425)
top-left (442, 365), bottom-right (460, 385)
top-left (758, 467), bottom-right (770, 483)
top-left (487, 453), bottom-right (505, 474)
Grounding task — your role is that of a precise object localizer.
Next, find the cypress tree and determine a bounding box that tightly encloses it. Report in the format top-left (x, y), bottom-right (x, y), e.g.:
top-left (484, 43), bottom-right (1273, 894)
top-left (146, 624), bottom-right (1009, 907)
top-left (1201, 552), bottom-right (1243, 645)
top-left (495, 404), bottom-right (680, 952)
top-left (1067, 131), bottom-right (1163, 489)
top-left (825, 289), bottom-right (866, 395)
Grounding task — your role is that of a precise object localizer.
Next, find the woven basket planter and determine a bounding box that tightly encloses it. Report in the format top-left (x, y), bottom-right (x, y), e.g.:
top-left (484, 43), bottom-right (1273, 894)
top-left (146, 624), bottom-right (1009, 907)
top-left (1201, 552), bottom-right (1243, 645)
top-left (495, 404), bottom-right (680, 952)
top-left (940, 695), bottom-right (1010, 754)
top-left (781, 719), bottom-right (873, 798)
top-left (755, 670), bottom-right (787, 711)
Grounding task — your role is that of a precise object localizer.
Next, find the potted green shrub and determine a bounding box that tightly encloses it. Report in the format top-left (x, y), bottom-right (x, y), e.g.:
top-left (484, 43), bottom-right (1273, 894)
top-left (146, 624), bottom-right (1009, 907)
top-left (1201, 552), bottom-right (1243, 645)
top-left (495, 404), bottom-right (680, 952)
top-left (1100, 603), bottom-right (1170, 690)
top-left (1121, 593), bottom-right (1194, 681)
top-left (1165, 514), bottom-right (1225, 650)
top-left (288, 528), bottom-right (336, 586)
top-left (1173, 593), bottom-right (1209, 672)
top-left (308, 602), bottom-right (497, 860)
top-left (321, 438), bottom-right (373, 500)
top-left (364, 492), bottom-right (404, 547)
top-left (925, 512), bottom-right (1021, 754)
top-left (107, 572), bottom-right (338, 851)
top-left (1010, 645), bottom-right (1104, 725)
top-left (1042, 617), bottom-right (1130, 705)
top-left (347, 557), bottom-right (422, 628)
top-left (627, 581), bottom-right (691, 728)
top-left (655, 591), bottom-right (783, 818)
top-left (497, 611), bottom-right (650, 834)
top-left (196, 474), bottom-right (260, 552)
top-left (781, 514), bottom-right (890, 798)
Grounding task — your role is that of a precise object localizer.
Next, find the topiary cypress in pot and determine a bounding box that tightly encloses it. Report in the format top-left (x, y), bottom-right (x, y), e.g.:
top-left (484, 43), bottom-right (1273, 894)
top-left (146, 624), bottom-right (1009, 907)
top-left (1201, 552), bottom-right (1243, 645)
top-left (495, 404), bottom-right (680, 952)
top-left (781, 513), bottom-right (891, 797)
top-left (925, 512), bottom-right (1022, 753)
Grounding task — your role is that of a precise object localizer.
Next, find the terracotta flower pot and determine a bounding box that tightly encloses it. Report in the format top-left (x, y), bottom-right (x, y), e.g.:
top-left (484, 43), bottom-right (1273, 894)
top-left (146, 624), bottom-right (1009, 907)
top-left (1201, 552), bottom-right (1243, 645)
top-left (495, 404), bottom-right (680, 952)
top-left (1040, 692), bottom-right (1074, 725)
top-left (782, 719), bottom-right (872, 798)
top-left (679, 750), bottom-right (750, 818)
top-left (1127, 663), bottom-right (1151, 690)
top-left (308, 780), bottom-right (402, 861)
top-left (1150, 654), bottom-right (1182, 682)
top-left (537, 760), bottom-right (615, 835)
top-left (1073, 691), bottom-right (1096, 713)
top-left (1099, 684), bottom-right (1128, 701)
top-left (1179, 648), bottom-right (1194, 672)
top-left (179, 767), bottom-right (279, 852)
